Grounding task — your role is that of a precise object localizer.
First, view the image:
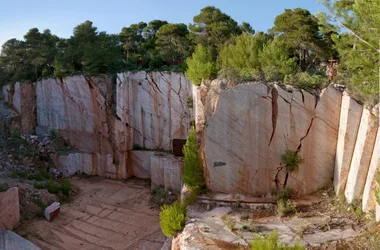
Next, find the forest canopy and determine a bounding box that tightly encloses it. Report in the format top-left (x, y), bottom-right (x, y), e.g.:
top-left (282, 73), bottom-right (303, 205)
top-left (0, 1), bottom-right (378, 105)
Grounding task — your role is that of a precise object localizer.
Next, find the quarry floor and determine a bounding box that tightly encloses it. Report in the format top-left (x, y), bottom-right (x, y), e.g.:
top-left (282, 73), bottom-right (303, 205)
top-left (17, 177), bottom-right (166, 250)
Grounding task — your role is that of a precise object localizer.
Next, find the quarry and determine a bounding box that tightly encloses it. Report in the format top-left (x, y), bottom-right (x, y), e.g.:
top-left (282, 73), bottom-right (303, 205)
top-left (0, 72), bottom-right (378, 249)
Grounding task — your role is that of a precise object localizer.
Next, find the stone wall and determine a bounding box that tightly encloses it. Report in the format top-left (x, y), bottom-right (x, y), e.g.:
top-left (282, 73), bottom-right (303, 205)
top-left (334, 95), bottom-right (379, 214)
top-left (196, 80), bottom-right (342, 196)
top-left (195, 80), bottom-right (379, 219)
top-left (0, 72), bottom-right (192, 181)
top-left (1, 73), bottom-right (378, 219)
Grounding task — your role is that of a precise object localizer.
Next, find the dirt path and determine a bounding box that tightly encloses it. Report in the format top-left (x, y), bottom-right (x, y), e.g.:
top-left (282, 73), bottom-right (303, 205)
top-left (17, 177), bottom-right (165, 250)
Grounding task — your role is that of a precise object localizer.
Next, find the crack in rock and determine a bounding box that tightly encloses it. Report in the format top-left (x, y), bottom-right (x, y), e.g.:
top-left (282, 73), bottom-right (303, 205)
top-left (297, 117), bottom-right (315, 152)
top-left (268, 86), bottom-right (278, 146)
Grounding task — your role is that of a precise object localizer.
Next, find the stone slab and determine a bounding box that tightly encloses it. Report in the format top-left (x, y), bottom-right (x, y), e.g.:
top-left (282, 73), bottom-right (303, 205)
top-left (0, 187), bottom-right (20, 230)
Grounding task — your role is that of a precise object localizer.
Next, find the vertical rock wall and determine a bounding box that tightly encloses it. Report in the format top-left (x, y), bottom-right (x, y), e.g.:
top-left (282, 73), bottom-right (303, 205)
top-left (0, 73), bottom-right (378, 218)
top-left (199, 80), bottom-right (342, 196)
top-left (116, 71), bottom-right (192, 150)
top-left (1, 72), bottom-right (192, 181)
top-left (197, 79), bottom-right (378, 217)
top-left (1, 82), bottom-right (36, 134)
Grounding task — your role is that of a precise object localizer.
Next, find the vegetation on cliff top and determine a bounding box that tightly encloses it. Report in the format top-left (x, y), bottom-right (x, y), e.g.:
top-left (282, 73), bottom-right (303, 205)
top-left (0, 1), bottom-right (378, 104)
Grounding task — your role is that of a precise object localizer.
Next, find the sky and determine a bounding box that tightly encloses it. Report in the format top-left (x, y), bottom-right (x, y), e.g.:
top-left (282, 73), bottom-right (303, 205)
top-left (0, 0), bottom-right (327, 48)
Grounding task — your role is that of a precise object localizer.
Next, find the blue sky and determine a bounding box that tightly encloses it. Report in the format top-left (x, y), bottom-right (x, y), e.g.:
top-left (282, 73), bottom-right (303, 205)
top-left (0, 0), bottom-right (326, 48)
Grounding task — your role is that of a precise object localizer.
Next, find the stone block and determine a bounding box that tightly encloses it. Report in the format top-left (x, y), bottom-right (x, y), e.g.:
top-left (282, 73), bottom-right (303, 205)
top-left (334, 95), bottom-right (362, 194)
top-left (44, 202), bottom-right (60, 222)
top-left (345, 109), bottom-right (378, 203)
top-left (131, 150), bottom-right (157, 179)
top-left (0, 187), bottom-right (20, 230)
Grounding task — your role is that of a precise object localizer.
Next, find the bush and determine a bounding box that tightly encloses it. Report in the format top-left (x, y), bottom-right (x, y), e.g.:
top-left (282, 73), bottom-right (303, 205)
top-left (151, 185), bottom-right (177, 206)
top-left (0, 182), bottom-right (9, 192)
top-left (149, 56), bottom-right (163, 70)
top-left (186, 96), bottom-right (193, 109)
top-left (47, 180), bottom-right (60, 194)
top-left (275, 188), bottom-right (294, 201)
top-left (250, 230), bottom-right (305, 250)
top-left (281, 150), bottom-right (304, 173)
top-left (60, 179), bottom-right (72, 195)
top-left (159, 202), bottom-right (187, 237)
top-left (31, 198), bottom-right (47, 218)
top-left (34, 168), bottom-right (51, 181)
top-left (185, 44), bottom-right (216, 86)
top-left (277, 199), bottom-right (296, 217)
top-left (182, 128), bottom-right (204, 189)
top-left (284, 72), bottom-right (327, 90)
top-left (34, 181), bottom-right (47, 189)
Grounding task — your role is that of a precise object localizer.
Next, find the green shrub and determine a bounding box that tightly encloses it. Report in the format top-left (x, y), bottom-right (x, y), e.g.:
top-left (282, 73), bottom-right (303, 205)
top-left (34, 181), bottom-right (47, 189)
top-left (34, 168), bottom-right (51, 181)
top-left (284, 72), bottom-right (327, 90)
top-left (149, 56), bottom-right (163, 70)
top-left (159, 202), bottom-right (187, 237)
top-left (281, 150), bottom-right (304, 173)
top-left (186, 96), bottom-right (193, 109)
top-left (182, 128), bottom-right (204, 189)
top-left (275, 188), bottom-right (294, 201)
top-left (0, 182), bottom-right (9, 192)
top-left (8, 170), bottom-right (27, 179)
top-left (47, 180), bottom-right (60, 194)
top-left (151, 185), bottom-right (177, 206)
top-left (277, 199), bottom-right (296, 217)
top-left (60, 179), bottom-right (72, 195)
top-left (31, 198), bottom-right (47, 218)
top-left (250, 230), bottom-right (305, 250)
top-left (185, 44), bottom-right (216, 86)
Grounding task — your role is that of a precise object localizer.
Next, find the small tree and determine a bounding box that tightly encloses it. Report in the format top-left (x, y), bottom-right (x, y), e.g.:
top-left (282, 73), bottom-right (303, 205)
top-left (159, 202), bottom-right (187, 237)
top-left (185, 44), bottom-right (216, 86)
top-left (182, 128), bottom-right (204, 189)
top-left (275, 149), bottom-right (304, 217)
top-left (280, 149), bottom-right (304, 188)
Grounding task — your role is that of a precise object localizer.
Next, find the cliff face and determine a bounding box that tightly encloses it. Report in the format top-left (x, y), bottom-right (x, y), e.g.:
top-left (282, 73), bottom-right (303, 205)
top-left (1, 72), bottom-right (192, 185)
top-left (195, 80), bottom-right (379, 213)
top-left (0, 73), bottom-right (378, 216)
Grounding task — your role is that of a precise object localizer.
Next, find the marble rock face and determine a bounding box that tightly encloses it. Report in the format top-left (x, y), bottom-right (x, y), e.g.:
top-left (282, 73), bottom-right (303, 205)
top-left (151, 153), bottom-right (184, 192)
top-left (116, 72), bottom-right (193, 150)
top-left (345, 109), bottom-right (378, 204)
top-left (32, 72), bottom-right (191, 180)
top-left (202, 81), bottom-right (342, 196)
top-left (334, 94), bottom-right (362, 195)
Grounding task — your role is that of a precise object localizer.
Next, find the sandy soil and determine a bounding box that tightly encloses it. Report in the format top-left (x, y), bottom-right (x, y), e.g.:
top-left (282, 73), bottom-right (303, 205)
top-left (17, 176), bottom-right (166, 250)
